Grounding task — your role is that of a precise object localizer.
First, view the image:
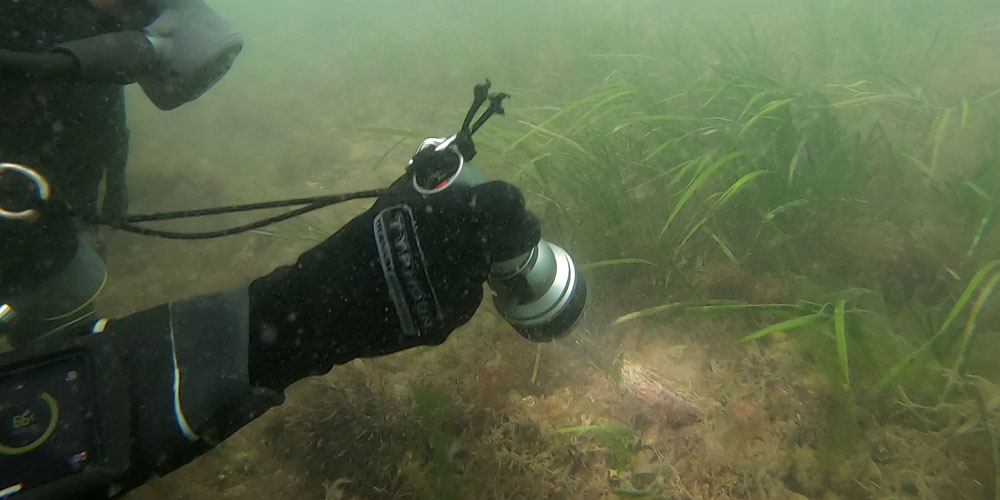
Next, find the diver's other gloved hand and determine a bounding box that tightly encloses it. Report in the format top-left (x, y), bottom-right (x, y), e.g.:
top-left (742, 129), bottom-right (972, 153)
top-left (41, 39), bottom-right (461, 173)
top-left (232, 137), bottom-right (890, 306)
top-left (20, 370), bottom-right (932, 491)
top-left (246, 176), bottom-right (540, 392)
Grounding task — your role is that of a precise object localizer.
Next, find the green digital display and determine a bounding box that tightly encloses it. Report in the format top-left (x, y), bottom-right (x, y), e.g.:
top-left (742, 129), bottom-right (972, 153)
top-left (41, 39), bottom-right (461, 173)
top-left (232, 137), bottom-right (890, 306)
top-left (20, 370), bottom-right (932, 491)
top-left (0, 354), bottom-right (100, 495)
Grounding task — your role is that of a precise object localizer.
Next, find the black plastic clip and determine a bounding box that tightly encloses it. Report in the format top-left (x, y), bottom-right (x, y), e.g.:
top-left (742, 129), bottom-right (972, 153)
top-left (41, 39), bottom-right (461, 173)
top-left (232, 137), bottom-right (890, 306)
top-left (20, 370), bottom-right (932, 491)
top-left (456, 80), bottom-right (509, 161)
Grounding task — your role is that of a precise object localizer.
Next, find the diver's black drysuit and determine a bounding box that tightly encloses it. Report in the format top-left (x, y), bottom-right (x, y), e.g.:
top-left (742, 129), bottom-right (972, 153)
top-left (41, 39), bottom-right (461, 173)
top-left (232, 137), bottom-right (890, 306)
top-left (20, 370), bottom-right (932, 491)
top-left (1, 0), bottom-right (244, 343)
top-left (1, 0), bottom-right (240, 217)
top-left (80, 175), bottom-right (541, 497)
top-left (2, 4), bottom-right (545, 497)
top-left (1, 133), bottom-right (541, 497)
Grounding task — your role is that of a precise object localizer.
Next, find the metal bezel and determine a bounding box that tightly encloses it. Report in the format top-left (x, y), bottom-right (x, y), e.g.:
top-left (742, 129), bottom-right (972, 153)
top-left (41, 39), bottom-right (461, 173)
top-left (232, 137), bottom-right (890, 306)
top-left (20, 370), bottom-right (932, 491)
top-left (410, 135), bottom-right (466, 195)
top-left (0, 163), bottom-right (51, 221)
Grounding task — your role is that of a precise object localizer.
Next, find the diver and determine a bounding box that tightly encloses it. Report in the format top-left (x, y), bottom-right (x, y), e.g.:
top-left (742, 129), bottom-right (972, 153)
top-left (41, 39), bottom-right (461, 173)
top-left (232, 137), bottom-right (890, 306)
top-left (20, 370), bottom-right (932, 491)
top-left (1, 0), bottom-right (243, 218)
top-left (0, 79), bottom-right (588, 499)
top-left (1, 0), bottom-right (242, 344)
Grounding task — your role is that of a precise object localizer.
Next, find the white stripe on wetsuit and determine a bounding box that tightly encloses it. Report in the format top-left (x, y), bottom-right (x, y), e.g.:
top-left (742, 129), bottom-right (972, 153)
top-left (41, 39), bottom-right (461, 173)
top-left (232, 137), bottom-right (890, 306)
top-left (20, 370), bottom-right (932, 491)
top-left (167, 302), bottom-right (200, 442)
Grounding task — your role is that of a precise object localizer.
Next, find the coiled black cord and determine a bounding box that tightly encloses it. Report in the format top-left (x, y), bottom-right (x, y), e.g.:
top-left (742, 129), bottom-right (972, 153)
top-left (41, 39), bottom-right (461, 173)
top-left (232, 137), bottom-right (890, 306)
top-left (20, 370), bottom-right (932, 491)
top-left (83, 188), bottom-right (388, 239)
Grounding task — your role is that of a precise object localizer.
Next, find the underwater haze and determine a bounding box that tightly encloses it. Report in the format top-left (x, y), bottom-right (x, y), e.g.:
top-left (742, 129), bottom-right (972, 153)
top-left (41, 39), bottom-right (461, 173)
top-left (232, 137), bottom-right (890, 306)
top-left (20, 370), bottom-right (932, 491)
top-left (111, 0), bottom-right (1000, 499)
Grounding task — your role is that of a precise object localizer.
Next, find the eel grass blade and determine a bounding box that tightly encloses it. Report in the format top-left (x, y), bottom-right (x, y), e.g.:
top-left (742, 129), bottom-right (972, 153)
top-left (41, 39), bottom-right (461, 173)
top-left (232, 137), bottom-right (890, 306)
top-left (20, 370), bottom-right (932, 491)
top-left (968, 209), bottom-right (993, 258)
top-left (960, 97), bottom-right (969, 128)
top-left (684, 303), bottom-right (815, 315)
top-left (612, 487), bottom-right (655, 498)
top-left (787, 138), bottom-right (805, 185)
top-left (659, 151), bottom-right (743, 240)
top-left (765, 199), bottom-right (809, 220)
top-left (580, 89), bottom-right (638, 122)
top-left (834, 299), bottom-right (850, 387)
top-left (739, 90), bottom-right (771, 120)
top-left (876, 259), bottom-right (1000, 393)
top-left (673, 217), bottom-right (708, 258)
top-left (737, 310), bottom-right (829, 344)
top-left (709, 231), bottom-right (741, 266)
top-left (553, 424), bottom-right (634, 435)
top-left (933, 260), bottom-right (1000, 342)
top-left (505, 85), bottom-right (629, 153)
top-left (641, 127), bottom-right (707, 164)
top-left (738, 98), bottom-right (794, 138)
top-left (668, 150), bottom-right (716, 192)
top-left (615, 301), bottom-right (819, 325)
top-left (614, 299), bottom-right (747, 325)
top-left (715, 170), bottom-right (773, 208)
top-left (581, 258), bottom-right (660, 271)
top-left (517, 120), bottom-right (597, 162)
top-left (929, 107), bottom-right (951, 177)
top-left (940, 271), bottom-right (1000, 403)
top-left (965, 181), bottom-right (994, 203)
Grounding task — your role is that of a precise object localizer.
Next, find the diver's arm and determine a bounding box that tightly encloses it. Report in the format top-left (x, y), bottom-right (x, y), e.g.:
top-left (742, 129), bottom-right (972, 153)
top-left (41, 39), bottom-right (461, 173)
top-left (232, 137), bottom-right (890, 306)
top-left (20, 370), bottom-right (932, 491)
top-left (95, 179), bottom-right (538, 493)
top-left (65, 0), bottom-right (243, 109)
top-left (99, 287), bottom-right (280, 491)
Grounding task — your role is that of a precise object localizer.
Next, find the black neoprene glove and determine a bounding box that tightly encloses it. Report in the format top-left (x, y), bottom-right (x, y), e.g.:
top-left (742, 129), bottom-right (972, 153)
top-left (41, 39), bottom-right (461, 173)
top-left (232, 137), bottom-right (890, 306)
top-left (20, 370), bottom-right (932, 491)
top-left (246, 173), bottom-right (540, 392)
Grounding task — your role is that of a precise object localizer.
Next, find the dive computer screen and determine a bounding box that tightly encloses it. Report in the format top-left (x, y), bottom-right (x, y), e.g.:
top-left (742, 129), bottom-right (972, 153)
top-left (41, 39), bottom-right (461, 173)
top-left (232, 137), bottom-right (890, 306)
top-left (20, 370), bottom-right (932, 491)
top-left (0, 353), bottom-right (100, 496)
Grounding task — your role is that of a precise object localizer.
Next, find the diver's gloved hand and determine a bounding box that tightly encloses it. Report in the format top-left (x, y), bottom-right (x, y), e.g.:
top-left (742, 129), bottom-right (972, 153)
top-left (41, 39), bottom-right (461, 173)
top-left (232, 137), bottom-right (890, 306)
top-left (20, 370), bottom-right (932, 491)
top-left (246, 175), bottom-right (540, 392)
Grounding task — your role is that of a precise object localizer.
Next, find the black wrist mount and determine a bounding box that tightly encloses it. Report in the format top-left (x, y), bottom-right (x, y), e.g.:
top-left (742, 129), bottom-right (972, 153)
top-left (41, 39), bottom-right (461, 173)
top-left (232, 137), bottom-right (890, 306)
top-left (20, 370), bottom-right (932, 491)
top-left (0, 328), bottom-right (129, 500)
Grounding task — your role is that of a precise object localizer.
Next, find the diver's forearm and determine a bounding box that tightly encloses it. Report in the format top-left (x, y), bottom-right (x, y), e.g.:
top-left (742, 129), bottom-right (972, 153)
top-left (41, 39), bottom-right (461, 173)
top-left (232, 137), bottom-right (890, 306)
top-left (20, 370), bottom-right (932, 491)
top-left (103, 288), bottom-right (281, 491)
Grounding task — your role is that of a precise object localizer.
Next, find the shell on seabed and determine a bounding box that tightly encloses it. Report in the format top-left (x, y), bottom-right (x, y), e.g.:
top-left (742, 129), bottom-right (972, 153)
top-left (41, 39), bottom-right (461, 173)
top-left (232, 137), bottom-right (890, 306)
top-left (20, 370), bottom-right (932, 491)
top-left (620, 359), bottom-right (704, 428)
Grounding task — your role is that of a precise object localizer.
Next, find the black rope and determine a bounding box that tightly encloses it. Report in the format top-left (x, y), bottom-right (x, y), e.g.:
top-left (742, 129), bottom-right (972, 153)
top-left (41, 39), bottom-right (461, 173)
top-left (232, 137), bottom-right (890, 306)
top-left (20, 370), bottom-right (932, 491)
top-left (51, 81), bottom-right (509, 241)
top-left (122, 189), bottom-right (387, 222)
top-left (84, 188), bottom-right (388, 240)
